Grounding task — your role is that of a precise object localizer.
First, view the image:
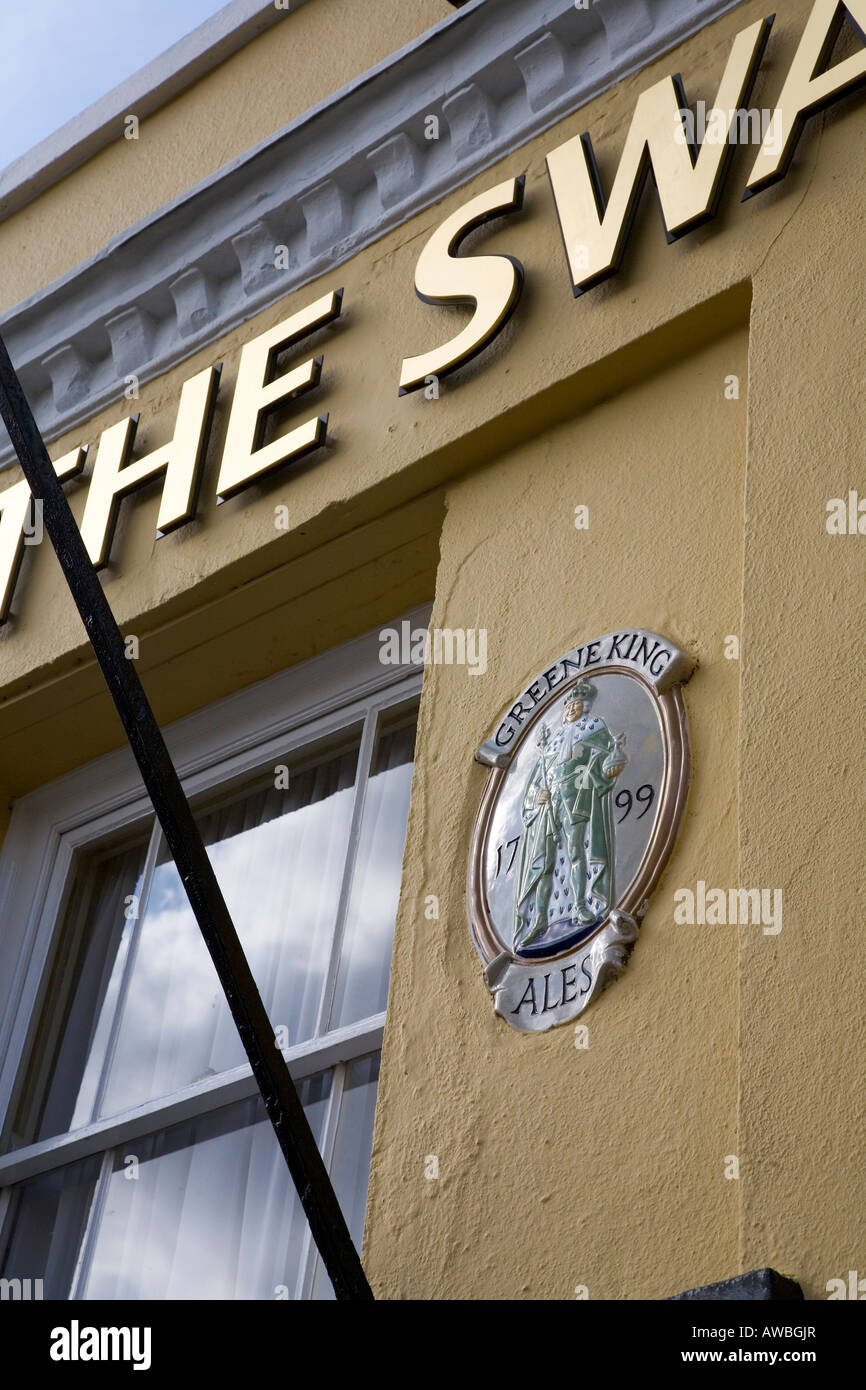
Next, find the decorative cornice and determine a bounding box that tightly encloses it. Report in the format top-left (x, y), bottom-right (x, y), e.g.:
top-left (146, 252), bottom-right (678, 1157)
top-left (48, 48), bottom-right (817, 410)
top-left (0, 0), bottom-right (747, 472)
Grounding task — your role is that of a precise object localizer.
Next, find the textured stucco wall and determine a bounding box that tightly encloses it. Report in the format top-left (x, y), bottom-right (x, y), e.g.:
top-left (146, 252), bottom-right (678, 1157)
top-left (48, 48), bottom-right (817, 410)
top-left (736, 81), bottom-right (866, 1300)
top-left (363, 328), bottom-right (747, 1299)
top-left (0, 0), bottom-right (864, 1300)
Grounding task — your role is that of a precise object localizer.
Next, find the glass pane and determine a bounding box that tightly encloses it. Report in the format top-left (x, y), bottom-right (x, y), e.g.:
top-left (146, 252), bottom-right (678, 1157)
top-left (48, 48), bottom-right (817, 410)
top-left (0, 1075), bottom-right (329, 1301)
top-left (312, 1052), bottom-right (381, 1301)
top-left (99, 737), bottom-right (360, 1117)
top-left (3, 830), bottom-right (150, 1151)
top-left (0, 1153), bottom-right (103, 1299)
top-left (329, 710), bottom-right (417, 1028)
top-left (81, 1075), bottom-right (331, 1300)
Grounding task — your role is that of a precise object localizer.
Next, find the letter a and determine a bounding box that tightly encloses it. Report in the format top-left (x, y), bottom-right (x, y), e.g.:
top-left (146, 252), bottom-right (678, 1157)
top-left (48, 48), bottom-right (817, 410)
top-left (747, 0), bottom-right (866, 195)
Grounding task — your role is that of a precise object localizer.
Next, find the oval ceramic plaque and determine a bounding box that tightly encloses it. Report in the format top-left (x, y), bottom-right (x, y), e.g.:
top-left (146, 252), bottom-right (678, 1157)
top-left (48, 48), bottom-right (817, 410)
top-left (466, 630), bottom-right (694, 1031)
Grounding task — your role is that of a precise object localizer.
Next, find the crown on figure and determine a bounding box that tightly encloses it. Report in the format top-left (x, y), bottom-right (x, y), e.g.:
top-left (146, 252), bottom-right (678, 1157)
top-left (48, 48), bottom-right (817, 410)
top-left (563, 678), bottom-right (596, 709)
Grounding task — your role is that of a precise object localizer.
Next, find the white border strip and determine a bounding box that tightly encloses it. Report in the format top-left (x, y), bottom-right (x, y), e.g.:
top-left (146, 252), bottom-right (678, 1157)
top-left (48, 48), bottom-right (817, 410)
top-left (0, 0), bottom-right (312, 220)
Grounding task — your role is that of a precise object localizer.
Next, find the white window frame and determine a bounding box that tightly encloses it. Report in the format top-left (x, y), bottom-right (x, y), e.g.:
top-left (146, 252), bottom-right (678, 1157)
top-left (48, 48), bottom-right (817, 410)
top-left (0, 604), bottom-right (428, 1297)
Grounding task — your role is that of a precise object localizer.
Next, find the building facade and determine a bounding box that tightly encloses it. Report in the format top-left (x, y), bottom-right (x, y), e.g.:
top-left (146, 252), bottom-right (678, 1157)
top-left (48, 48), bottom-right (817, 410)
top-left (0, 0), bottom-right (864, 1301)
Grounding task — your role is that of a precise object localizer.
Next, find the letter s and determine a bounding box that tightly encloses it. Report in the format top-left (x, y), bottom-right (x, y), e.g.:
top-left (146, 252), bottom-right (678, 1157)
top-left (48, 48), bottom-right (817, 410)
top-left (398, 177), bottom-right (525, 394)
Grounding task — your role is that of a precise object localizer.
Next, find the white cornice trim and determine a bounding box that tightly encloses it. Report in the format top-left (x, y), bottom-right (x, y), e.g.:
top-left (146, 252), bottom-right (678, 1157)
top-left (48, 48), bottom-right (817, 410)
top-left (0, 0), bottom-right (748, 473)
top-left (0, 0), bottom-right (313, 220)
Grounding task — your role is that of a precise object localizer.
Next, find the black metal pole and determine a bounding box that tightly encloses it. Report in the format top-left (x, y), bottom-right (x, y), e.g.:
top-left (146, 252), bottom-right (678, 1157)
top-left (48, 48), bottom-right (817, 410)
top-left (0, 333), bottom-right (373, 1302)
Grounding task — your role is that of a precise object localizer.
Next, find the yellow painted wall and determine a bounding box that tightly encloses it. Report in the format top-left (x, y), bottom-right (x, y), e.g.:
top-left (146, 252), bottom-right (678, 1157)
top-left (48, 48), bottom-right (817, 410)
top-left (737, 78), bottom-right (866, 1297)
top-left (364, 327), bottom-right (747, 1299)
top-left (1, 0), bottom-right (865, 1299)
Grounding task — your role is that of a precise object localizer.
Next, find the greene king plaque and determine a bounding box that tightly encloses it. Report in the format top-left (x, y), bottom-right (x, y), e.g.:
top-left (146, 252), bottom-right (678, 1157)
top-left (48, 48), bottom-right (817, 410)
top-left (466, 630), bottom-right (694, 1032)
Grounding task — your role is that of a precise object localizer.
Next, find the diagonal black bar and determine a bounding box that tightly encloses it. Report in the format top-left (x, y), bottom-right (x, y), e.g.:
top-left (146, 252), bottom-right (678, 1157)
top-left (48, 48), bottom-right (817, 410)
top-left (0, 333), bottom-right (373, 1302)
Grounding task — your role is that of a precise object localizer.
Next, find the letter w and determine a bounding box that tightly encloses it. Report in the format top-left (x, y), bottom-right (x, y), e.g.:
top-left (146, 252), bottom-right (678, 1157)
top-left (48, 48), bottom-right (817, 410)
top-left (546, 17), bottom-right (772, 295)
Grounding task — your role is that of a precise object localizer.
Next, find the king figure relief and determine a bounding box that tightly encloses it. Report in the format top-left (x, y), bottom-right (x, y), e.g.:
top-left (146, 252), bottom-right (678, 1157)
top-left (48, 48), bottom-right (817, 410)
top-left (513, 681), bottom-right (627, 958)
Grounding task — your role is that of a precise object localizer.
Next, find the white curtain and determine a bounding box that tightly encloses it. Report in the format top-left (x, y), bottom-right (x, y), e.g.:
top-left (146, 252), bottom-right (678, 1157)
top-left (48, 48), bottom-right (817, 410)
top-left (81, 1076), bottom-right (331, 1300)
top-left (330, 717), bottom-right (416, 1029)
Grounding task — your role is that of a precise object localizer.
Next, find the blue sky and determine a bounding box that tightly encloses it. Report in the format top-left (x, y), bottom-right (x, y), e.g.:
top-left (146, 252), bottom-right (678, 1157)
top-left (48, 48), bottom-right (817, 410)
top-left (0, 0), bottom-right (231, 170)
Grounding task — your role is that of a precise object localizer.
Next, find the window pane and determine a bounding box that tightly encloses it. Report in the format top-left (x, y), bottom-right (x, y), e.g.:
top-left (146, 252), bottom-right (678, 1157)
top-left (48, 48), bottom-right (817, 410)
top-left (329, 711), bottom-right (416, 1029)
top-left (97, 736), bottom-right (359, 1116)
top-left (81, 1076), bottom-right (331, 1300)
top-left (0, 1074), bottom-right (330, 1302)
top-left (3, 831), bottom-right (150, 1151)
top-left (312, 1052), bottom-right (381, 1300)
top-left (0, 1153), bottom-right (103, 1299)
